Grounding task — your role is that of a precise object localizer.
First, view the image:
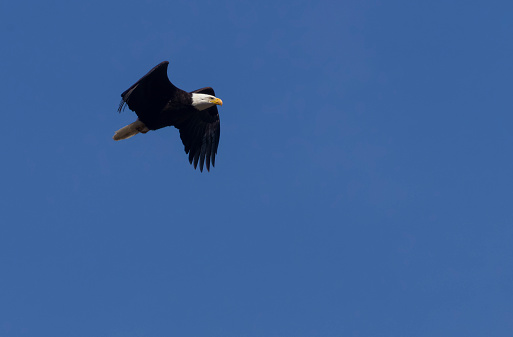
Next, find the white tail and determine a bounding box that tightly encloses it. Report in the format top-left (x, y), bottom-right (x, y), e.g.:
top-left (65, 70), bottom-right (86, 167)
top-left (113, 120), bottom-right (149, 141)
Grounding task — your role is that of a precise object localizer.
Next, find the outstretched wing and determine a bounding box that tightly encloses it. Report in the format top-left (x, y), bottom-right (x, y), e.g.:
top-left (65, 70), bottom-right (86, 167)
top-left (118, 61), bottom-right (177, 119)
top-left (176, 87), bottom-right (221, 172)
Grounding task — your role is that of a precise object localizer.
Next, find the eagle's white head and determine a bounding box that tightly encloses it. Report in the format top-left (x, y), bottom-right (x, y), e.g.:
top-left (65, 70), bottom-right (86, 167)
top-left (191, 93), bottom-right (223, 111)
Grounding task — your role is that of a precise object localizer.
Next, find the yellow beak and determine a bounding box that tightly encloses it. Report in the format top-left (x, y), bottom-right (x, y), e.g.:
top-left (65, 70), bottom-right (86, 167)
top-left (211, 98), bottom-right (223, 106)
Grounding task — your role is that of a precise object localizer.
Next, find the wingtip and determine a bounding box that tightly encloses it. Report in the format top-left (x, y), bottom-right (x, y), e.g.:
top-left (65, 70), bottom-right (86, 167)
top-left (118, 100), bottom-right (126, 113)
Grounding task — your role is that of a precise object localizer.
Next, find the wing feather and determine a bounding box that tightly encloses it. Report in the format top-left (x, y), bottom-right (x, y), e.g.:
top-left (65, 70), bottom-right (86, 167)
top-left (118, 61), bottom-right (177, 120)
top-left (205, 125), bottom-right (213, 171)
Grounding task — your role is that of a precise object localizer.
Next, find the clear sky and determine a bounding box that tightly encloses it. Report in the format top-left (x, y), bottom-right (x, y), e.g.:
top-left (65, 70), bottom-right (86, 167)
top-left (1, 0), bottom-right (513, 336)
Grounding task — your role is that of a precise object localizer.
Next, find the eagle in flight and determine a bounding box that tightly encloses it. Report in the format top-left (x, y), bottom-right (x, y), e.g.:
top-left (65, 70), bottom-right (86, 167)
top-left (114, 61), bottom-right (223, 172)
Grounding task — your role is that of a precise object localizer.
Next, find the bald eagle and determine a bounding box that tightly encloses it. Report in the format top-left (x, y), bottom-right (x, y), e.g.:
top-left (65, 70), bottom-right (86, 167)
top-left (114, 61), bottom-right (223, 172)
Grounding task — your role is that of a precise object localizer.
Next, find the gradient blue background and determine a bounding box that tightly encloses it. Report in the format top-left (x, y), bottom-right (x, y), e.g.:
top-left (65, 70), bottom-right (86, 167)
top-left (2, 1), bottom-right (513, 336)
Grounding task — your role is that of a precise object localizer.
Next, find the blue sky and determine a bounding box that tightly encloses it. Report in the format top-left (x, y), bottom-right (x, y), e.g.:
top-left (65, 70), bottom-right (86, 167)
top-left (1, 0), bottom-right (513, 336)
